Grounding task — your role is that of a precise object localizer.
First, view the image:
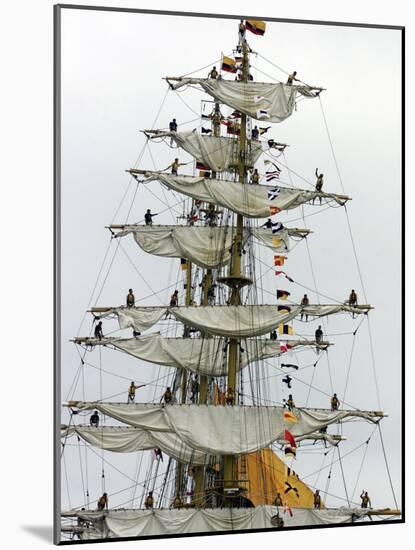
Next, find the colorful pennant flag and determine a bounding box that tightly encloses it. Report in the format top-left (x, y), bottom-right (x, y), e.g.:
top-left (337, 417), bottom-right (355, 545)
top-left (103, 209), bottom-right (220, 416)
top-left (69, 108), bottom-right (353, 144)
top-left (222, 55), bottom-right (237, 73)
top-left (277, 289), bottom-right (290, 300)
top-left (269, 206), bottom-right (281, 216)
top-left (279, 324), bottom-right (294, 335)
top-left (284, 410), bottom-right (299, 423)
top-left (274, 255), bottom-right (287, 266)
top-left (284, 429), bottom-right (297, 448)
top-left (271, 221), bottom-right (283, 233)
top-left (180, 258), bottom-right (188, 271)
top-left (245, 19), bottom-right (266, 36)
top-left (229, 110), bottom-right (241, 119)
top-left (259, 126), bottom-right (271, 135)
top-left (267, 186), bottom-right (281, 200)
top-left (201, 127), bottom-right (212, 134)
top-left (199, 170), bottom-right (211, 178)
top-left (272, 237), bottom-right (282, 247)
top-left (201, 114), bottom-right (211, 120)
top-left (278, 305), bottom-right (291, 313)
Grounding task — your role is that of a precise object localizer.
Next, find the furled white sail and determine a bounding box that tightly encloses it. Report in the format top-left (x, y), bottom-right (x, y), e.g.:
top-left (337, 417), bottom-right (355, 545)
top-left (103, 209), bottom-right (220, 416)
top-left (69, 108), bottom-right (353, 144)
top-left (62, 506), bottom-right (379, 539)
top-left (99, 304), bottom-right (368, 336)
top-left (147, 130), bottom-right (265, 171)
top-left (114, 225), bottom-right (306, 265)
top-left (62, 426), bottom-right (208, 465)
top-left (77, 334), bottom-right (321, 377)
top-left (139, 172), bottom-right (349, 218)
top-left (170, 79), bottom-right (319, 123)
top-left (67, 403), bottom-right (382, 456)
top-left (115, 225), bottom-right (234, 268)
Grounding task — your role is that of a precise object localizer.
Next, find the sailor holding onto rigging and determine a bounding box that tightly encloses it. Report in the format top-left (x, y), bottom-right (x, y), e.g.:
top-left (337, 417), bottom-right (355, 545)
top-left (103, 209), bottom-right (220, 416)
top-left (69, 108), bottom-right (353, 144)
top-left (144, 209), bottom-right (158, 226)
top-left (94, 320), bottom-right (103, 340)
top-left (286, 71), bottom-right (299, 85)
top-left (97, 493), bottom-right (108, 511)
top-left (331, 393), bottom-right (340, 411)
top-left (313, 168), bottom-right (324, 204)
top-left (360, 490), bottom-right (372, 509)
top-left (128, 381), bottom-right (146, 403)
top-left (165, 158), bottom-right (187, 175)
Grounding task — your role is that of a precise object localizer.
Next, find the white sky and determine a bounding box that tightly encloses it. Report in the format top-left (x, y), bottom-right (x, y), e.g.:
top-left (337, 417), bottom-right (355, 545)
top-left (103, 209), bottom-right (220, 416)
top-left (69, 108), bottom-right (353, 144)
top-left (59, 6), bottom-right (402, 531)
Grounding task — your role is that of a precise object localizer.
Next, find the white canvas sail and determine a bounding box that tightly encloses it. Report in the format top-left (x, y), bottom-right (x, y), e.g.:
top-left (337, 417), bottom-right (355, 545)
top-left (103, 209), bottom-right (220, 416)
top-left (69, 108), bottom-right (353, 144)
top-left (66, 403), bottom-right (383, 456)
top-left (146, 130), bottom-right (265, 171)
top-left (170, 79), bottom-right (319, 123)
top-left (137, 172), bottom-right (349, 218)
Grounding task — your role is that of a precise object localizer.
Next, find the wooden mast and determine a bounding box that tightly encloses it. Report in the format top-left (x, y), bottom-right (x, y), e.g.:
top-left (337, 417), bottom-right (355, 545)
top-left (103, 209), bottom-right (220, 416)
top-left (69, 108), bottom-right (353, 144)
top-left (223, 24), bottom-right (249, 503)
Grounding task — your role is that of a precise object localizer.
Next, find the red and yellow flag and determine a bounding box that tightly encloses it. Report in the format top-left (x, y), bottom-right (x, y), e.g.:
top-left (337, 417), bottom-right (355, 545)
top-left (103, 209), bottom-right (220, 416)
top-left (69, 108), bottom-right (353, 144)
top-left (245, 19), bottom-right (266, 36)
top-left (283, 410), bottom-right (299, 423)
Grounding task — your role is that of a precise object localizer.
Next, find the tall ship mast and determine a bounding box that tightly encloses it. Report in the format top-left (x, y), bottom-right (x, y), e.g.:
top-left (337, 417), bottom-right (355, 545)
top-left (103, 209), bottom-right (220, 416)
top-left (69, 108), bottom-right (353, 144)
top-left (60, 19), bottom-right (400, 541)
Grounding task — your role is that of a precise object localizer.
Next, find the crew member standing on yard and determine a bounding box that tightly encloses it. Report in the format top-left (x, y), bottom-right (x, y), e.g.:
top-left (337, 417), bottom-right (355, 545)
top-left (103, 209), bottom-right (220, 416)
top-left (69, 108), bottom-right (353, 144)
top-left (94, 321), bottom-right (103, 340)
top-left (331, 393), bottom-right (340, 411)
top-left (251, 125), bottom-right (259, 140)
top-left (313, 168), bottom-right (324, 204)
top-left (225, 387), bottom-right (235, 406)
top-left (165, 158), bottom-right (187, 175)
top-left (313, 490), bottom-right (322, 509)
top-left (128, 381), bottom-right (146, 403)
top-left (238, 19), bottom-right (246, 42)
top-left (208, 66), bottom-right (218, 79)
top-left (348, 289), bottom-right (358, 306)
top-left (90, 410), bottom-right (99, 427)
top-left (163, 387), bottom-right (173, 404)
top-left (286, 394), bottom-right (295, 410)
top-left (300, 294), bottom-right (309, 321)
top-left (126, 288), bottom-right (135, 307)
top-left (360, 490), bottom-right (372, 509)
top-left (170, 290), bottom-right (179, 307)
top-left (145, 491), bottom-right (154, 509)
top-left (315, 325), bottom-right (323, 343)
top-left (144, 209), bottom-right (158, 226)
top-left (274, 492), bottom-right (283, 507)
top-left (251, 168), bottom-right (260, 184)
top-left (97, 493), bottom-right (108, 511)
top-left (286, 71), bottom-right (299, 85)
top-left (169, 118), bottom-right (178, 132)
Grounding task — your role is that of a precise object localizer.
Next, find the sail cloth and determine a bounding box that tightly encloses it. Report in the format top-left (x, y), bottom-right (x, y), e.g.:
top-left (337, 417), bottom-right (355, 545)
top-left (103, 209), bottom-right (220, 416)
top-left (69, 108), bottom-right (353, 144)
top-left (99, 304), bottom-right (366, 336)
top-left (170, 79), bottom-right (319, 123)
top-left (62, 506), bottom-right (378, 539)
top-left (62, 426), bottom-right (208, 465)
top-left (115, 225), bottom-right (234, 269)
top-left (147, 130), bottom-right (264, 171)
top-left (67, 403), bottom-right (381, 456)
top-left (78, 334), bottom-right (318, 377)
top-left (141, 172), bottom-right (349, 219)
top-left (114, 225), bottom-right (306, 266)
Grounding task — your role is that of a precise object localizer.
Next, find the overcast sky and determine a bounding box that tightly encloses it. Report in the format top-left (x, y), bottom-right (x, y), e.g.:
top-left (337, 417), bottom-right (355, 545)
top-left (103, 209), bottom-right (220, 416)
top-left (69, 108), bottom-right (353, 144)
top-left (59, 7), bottom-right (402, 530)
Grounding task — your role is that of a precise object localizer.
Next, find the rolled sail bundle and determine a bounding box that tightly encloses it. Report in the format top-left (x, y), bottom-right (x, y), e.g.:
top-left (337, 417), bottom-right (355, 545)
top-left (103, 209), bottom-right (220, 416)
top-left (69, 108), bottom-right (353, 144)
top-left (135, 172), bottom-right (350, 218)
top-left (62, 425), bottom-right (208, 465)
top-left (97, 304), bottom-right (368, 336)
top-left (169, 79), bottom-right (321, 123)
top-left (75, 333), bottom-right (324, 377)
top-left (113, 225), bottom-right (309, 266)
top-left (61, 506), bottom-right (385, 539)
top-left (145, 130), bottom-right (265, 171)
top-left (66, 402), bottom-right (384, 457)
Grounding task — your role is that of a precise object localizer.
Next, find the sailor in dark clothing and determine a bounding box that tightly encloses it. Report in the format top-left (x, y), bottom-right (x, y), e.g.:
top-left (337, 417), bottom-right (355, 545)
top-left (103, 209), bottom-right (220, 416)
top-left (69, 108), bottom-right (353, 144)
top-left (145, 491), bottom-right (154, 509)
top-left (348, 289), bottom-right (358, 306)
top-left (126, 288), bottom-right (135, 307)
top-left (315, 326), bottom-right (323, 354)
top-left (250, 168), bottom-right (260, 185)
top-left (313, 490), bottom-right (322, 509)
top-left (300, 294), bottom-right (309, 321)
top-left (170, 290), bottom-right (179, 307)
top-left (238, 20), bottom-right (245, 42)
top-left (144, 209), bottom-right (158, 226)
top-left (313, 168), bottom-right (324, 204)
top-left (94, 321), bottom-right (103, 340)
top-left (282, 375), bottom-right (292, 389)
top-left (262, 218), bottom-right (273, 229)
top-left (287, 71), bottom-right (299, 85)
top-left (270, 330), bottom-right (278, 341)
top-left (286, 394), bottom-right (295, 410)
top-left (97, 493), bottom-right (108, 511)
top-left (360, 490), bottom-right (371, 508)
top-left (208, 66), bottom-right (218, 79)
top-left (331, 393), bottom-right (340, 411)
top-left (154, 448), bottom-right (163, 462)
top-left (274, 492), bottom-right (283, 507)
top-left (90, 410), bottom-right (99, 427)
top-left (251, 126), bottom-right (259, 140)
top-left (163, 387), bottom-right (173, 404)
top-left (169, 118), bottom-right (178, 132)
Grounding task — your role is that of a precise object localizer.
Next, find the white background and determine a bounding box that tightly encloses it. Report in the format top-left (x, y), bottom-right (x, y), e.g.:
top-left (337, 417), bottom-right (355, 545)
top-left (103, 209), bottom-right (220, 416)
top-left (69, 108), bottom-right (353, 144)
top-left (0, 0), bottom-right (410, 549)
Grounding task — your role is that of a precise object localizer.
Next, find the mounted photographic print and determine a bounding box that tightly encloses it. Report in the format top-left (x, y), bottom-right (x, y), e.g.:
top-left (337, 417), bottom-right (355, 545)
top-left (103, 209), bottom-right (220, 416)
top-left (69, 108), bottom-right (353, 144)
top-left (54, 5), bottom-right (404, 544)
